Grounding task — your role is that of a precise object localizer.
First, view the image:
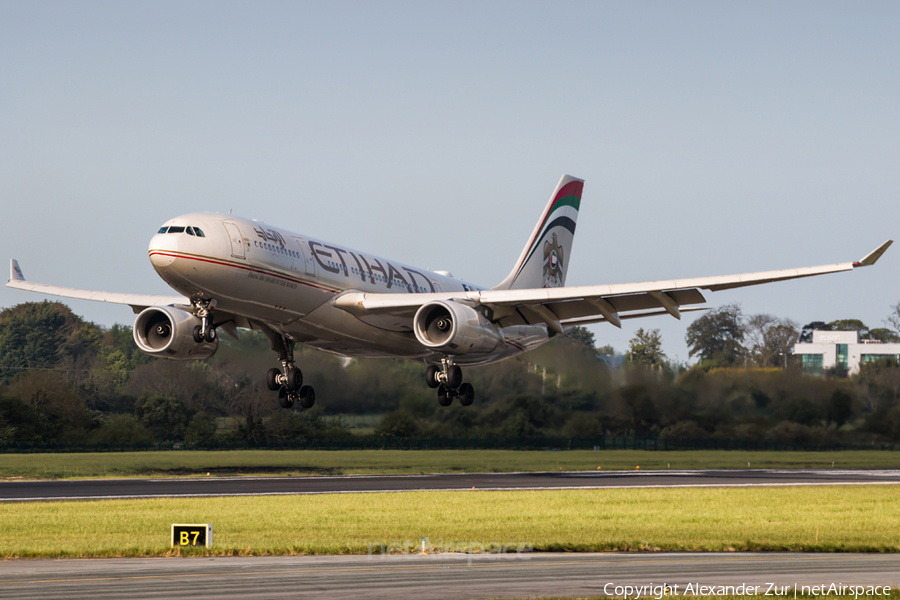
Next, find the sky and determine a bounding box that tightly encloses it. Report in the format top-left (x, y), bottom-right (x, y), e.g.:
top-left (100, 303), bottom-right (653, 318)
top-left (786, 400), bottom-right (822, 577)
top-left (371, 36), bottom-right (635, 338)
top-left (1, 1), bottom-right (898, 364)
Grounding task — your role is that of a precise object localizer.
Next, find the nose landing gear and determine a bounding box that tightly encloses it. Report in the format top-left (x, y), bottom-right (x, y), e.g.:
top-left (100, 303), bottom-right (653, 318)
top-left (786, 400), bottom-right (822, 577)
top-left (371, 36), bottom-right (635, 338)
top-left (427, 357), bottom-right (474, 406)
top-left (267, 336), bottom-right (315, 409)
top-left (191, 299), bottom-right (218, 343)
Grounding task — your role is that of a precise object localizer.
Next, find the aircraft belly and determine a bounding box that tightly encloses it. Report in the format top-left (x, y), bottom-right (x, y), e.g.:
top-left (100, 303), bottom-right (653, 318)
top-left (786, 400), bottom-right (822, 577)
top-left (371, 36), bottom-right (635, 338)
top-left (281, 308), bottom-right (549, 366)
top-left (288, 303), bottom-right (430, 359)
top-left (452, 324), bottom-right (550, 365)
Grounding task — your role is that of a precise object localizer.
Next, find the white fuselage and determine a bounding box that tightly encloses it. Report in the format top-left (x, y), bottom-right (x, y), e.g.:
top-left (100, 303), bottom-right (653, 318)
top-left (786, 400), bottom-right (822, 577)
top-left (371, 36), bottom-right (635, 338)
top-left (148, 213), bottom-right (551, 364)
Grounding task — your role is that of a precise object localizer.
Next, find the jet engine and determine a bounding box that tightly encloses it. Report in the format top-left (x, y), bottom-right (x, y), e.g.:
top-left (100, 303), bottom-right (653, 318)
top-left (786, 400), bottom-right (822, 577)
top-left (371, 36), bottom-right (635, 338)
top-left (413, 300), bottom-right (502, 355)
top-left (132, 306), bottom-right (218, 360)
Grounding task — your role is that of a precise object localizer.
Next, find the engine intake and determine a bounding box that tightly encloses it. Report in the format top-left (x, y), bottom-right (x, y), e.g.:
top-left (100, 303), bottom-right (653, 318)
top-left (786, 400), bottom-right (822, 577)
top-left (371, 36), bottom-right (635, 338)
top-left (413, 300), bottom-right (502, 355)
top-left (133, 306), bottom-right (217, 360)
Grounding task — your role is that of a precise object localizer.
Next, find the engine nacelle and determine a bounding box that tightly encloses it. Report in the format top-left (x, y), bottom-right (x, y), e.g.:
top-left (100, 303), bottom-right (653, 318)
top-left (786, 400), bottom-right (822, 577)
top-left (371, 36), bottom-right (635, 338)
top-left (133, 306), bottom-right (218, 360)
top-left (413, 300), bottom-right (502, 355)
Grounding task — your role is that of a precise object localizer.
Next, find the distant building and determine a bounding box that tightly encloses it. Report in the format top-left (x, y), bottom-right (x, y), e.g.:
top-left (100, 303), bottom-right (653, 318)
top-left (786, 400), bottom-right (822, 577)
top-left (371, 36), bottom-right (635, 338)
top-left (793, 330), bottom-right (900, 375)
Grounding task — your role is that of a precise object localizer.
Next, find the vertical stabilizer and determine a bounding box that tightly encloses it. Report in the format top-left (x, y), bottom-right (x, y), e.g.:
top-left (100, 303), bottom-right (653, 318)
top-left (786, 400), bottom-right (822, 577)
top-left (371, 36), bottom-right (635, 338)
top-left (494, 175), bottom-right (584, 290)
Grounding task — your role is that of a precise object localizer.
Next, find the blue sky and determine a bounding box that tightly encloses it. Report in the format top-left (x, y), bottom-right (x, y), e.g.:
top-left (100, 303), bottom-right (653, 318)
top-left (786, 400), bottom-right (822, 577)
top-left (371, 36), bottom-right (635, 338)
top-left (1, 1), bottom-right (898, 363)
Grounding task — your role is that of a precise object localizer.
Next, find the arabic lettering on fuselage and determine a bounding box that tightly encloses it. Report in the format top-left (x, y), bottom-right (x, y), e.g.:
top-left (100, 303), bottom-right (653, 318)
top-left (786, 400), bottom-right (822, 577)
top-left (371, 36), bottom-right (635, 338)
top-left (253, 226), bottom-right (286, 248)
top-left (308, 240), bottom-right (436, 293)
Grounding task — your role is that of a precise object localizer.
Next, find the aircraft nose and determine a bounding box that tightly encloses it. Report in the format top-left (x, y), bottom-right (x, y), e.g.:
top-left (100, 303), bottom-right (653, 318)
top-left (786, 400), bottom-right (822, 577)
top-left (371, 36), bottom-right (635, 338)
top-left (149, 233), bottom-right (177, 268)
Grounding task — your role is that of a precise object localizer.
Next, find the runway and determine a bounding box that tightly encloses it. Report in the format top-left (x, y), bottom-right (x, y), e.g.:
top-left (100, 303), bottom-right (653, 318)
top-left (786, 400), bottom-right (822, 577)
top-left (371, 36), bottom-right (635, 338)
top-left (1, 552), bottom-right (898, 600)
top-left (2, 468), bottom-right (900, 502)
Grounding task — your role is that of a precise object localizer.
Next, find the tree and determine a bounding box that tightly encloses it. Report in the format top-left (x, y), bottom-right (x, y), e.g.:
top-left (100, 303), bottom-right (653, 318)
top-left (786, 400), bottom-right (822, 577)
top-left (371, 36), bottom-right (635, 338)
top-left (799, 321), bottom-right (829, 343)
top-left (685, 304), bottom-right (746, 367)
top-left (0, 394), bottom-right (41, 442)
top-left (801, 319), bottom-right (890, 342)
top-left (619, 383), bottom-right (658, 437)
top-left (6, 371), bottom-right (92, 441)
top-left (827, 389), bottom-right (854, 428)
top-left (0, 302), bottom-right (105, 385)
top-left (562, 326), bottom-right (596, 352)
top-left (745, 314), bottom-right (799, 368)
top-left (626, 328), bottom-right (666, 367)
top-left (887, 301), bottom-right (900, 336)
top-left (184, 412), bottom-right (218, 445)
top-left (374, 411), bottom-right (420, 437)
top-left (134, 394), bottom-right (191, 441)
top-left (827, 319), bottom-right (870, 338)
top-left (869, 328), bottom-right (900, 343)
top-left (0, 302), bottom-right (69, 382)
top-left (90, 414), bottom-right (152, 444)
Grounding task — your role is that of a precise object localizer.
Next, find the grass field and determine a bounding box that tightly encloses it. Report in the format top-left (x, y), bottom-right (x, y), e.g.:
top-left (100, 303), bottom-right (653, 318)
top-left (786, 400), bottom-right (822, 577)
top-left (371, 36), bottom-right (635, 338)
top-left (1, 449), bottom-right (898, 480)
top-left (1, 485), bottom-right (898, 558)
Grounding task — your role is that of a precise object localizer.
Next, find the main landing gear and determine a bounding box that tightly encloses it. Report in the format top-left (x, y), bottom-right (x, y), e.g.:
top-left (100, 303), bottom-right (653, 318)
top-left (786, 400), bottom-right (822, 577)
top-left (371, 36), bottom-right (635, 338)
top-left (191, 299), bottom-right (218, 343)
top-left (265, 336), bottom-right (315, 409)
top-left (425, 357), bottom-right (474, 407)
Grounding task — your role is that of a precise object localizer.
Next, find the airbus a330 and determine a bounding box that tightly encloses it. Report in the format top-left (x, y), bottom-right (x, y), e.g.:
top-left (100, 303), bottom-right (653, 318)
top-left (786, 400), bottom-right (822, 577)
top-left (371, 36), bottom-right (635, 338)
top-left (7, 175), bottom-right (892, 409)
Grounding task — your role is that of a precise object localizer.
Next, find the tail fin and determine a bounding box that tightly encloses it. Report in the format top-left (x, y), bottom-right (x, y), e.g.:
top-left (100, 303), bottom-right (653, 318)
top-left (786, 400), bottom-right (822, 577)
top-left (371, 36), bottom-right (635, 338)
top-left (494, 174), bottom-right (584, 290)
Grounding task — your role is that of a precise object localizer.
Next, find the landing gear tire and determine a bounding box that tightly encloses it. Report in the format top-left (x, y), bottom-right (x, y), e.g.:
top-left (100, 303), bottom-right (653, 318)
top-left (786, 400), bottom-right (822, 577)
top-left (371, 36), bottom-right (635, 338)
top-left (204, 327), bottom-right (217, 343)
top-left (298, 385), bottom-right (316, 409)
top-left (438, 384), bottom-right (453, 407)
top-left (269, 335), bottom-right (313, 409)
top-left (425, 365), bottom-right (441, 389)
top-left (192, 325), bottom-right (204, 344)
top-left (278, 388), bottom-right (295, 409)
top-left (266, 368), bottom-right (281, 391)
top-left (286, 367), bottom-right (303, 391)
top-left (447, 365), bottom-right (463, 389)
top-left (458, 382), bottom-right (474, 406)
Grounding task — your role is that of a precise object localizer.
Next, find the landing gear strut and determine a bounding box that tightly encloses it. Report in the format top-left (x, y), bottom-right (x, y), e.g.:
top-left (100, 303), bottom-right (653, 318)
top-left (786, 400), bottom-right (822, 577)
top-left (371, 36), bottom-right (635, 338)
top-left (426, 357), bottom-right (474, 407)
top-left (266, 335), bottom-right (315, 409)
top-left (191, 299), bottom-right (218, 343)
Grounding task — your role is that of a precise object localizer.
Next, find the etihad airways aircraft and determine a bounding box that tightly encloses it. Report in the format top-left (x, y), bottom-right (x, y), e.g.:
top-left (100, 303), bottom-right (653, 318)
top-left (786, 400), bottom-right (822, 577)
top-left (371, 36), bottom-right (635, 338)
top-left (7, 175), bottom-right (892, 409)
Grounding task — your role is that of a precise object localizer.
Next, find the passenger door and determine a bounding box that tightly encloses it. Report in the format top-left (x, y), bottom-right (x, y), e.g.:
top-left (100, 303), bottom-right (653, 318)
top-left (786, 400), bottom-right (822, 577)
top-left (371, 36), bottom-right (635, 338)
top-left (293, 237), bottom-right (316, 276)
top-left (223, 222), bottom-right (245, 259)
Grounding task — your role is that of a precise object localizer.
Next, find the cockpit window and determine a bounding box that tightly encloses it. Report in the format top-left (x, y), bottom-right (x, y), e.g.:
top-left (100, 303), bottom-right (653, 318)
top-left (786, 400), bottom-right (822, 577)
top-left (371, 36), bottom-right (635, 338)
top-left (186, 226), bottom-right (195, 236)
top-left (193, 227), bottom-right (205, 237)
top-left (168, 226), bottom-right (185, 234)
top-left (158, 227), bottom-right (168, 234)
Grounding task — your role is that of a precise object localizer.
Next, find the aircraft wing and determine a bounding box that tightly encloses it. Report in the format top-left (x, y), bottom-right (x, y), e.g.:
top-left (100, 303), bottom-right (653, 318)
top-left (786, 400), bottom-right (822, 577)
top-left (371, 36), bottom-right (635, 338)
top-left (6, 259), bottom-right (189, 314)
top-left (333, 240), bottom-right (893, 333)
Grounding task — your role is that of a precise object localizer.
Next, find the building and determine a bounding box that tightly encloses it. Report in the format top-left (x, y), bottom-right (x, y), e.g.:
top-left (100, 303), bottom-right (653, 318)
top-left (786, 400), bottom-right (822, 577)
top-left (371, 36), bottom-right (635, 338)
top-left (793, 330), bottom-right (900, 375)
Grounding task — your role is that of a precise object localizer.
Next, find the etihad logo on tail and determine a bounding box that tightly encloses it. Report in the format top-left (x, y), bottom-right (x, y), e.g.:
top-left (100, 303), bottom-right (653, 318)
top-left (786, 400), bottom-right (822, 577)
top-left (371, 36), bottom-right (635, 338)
top-left (512, 179), bottom-right (582, 283)
top-left (542, 232), bottom-right (564, 288)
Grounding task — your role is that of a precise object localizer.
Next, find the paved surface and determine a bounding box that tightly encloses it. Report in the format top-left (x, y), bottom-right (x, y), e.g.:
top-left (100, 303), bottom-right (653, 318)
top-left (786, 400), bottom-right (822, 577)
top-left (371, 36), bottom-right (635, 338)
top-left (2, 469), bottom-right (900, 501)
top-left (1, 552), bottom-right (898, 599)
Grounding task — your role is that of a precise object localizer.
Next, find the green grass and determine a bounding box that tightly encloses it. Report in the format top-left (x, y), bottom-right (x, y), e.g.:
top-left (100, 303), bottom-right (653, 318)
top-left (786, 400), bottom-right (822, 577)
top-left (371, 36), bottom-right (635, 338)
top-left (1, 485), bottom-right (898, 558)
top-left (0, 449), bottom-right (898, 480)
